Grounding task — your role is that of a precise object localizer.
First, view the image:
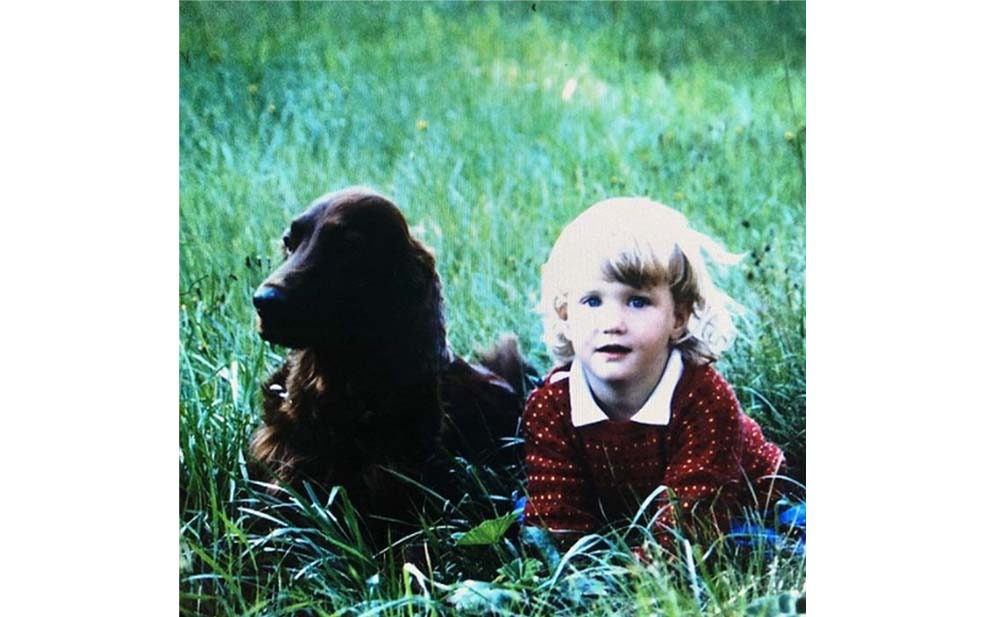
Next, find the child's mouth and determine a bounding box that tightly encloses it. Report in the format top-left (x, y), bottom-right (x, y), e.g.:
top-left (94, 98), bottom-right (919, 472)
top-left (596, 344), bottom-right (631, 355)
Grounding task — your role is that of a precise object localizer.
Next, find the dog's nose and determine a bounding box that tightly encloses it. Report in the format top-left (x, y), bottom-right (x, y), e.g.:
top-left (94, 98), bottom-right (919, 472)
top-left (253, 286), bottom-right (286, 314)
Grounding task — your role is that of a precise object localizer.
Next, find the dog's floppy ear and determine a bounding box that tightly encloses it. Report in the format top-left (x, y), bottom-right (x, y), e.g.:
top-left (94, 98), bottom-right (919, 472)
top-left (396, 231), bottom-right (441, 306)
top-left (351, 192), bottom-right (437, 283)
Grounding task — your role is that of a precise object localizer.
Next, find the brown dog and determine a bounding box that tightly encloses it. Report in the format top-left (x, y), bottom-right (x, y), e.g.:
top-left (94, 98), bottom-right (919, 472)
top-left (250, 187), bottom-right (525, 540)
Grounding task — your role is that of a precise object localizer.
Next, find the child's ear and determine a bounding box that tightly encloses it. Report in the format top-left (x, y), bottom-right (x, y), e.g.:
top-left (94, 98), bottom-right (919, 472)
top-left (673, 303), bottom-right (691, 333)
top-left (556, 302), bottom-right (570, 335)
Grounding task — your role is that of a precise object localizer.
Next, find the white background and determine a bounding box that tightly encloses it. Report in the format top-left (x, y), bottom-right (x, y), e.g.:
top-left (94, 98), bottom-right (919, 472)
top-left (2, 2), bottom-right (985, 613)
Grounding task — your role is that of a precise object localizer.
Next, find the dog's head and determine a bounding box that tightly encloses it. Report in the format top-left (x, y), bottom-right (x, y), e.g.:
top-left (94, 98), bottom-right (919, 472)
top-left (253, 187), bottom-right (441, 350)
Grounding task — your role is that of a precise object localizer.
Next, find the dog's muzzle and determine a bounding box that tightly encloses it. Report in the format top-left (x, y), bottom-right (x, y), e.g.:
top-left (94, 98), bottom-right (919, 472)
top-left (253, 285), bottom-right (287, 315)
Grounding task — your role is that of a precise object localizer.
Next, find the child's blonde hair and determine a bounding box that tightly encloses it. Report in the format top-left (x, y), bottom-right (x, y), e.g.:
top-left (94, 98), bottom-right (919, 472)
top-left (538, 197), bottom-right (744, 367)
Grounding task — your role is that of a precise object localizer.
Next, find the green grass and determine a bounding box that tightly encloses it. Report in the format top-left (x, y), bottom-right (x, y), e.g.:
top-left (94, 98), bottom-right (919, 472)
top-left (180, 2), bottom-right (805, 614)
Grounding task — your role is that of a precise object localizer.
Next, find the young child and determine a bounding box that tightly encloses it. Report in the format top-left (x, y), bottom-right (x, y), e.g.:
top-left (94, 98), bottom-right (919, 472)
top-left (522, 197), bottom-right (786, 550)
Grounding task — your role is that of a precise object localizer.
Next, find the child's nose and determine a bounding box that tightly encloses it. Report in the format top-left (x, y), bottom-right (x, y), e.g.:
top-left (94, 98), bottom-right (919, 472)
top-left (600, 305), bottom-right (627, 333)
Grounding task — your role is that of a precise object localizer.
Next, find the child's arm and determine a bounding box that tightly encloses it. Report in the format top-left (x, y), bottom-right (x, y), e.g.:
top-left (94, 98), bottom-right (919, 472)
top-left (521, 383), bottom-right (596, 539)
top-left (653, 367), bottom-right (746, 543)
top-left (739, 413), bottom-right (789, 509)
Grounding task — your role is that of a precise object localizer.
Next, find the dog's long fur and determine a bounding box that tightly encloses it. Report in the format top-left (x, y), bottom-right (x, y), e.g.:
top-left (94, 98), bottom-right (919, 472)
top-left (250, 187), bottom-right (524, 538)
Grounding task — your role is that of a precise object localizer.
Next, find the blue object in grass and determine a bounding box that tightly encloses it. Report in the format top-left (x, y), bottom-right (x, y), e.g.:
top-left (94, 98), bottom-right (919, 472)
top-left (512, 492), bottom-right (527, 525)
top-left (730, 523), bottom-right (781, 543)
top-left (778, 503), bottom-right (806, 528)
top-left (729, 504), bottom-right (806, 555)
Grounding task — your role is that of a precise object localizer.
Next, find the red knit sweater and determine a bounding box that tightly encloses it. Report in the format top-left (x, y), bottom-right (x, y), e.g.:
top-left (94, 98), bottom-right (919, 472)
top-left (522, 362), bottom-right (785, 544)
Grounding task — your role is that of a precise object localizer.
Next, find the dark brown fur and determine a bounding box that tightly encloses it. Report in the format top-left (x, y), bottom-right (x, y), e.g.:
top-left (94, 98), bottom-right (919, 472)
top-left (250, 187), bottom-right (524, 540)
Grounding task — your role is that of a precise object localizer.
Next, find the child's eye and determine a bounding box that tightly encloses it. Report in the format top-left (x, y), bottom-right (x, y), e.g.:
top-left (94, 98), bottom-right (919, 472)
top-left (580, 295), bottom-right (602, 308)
top-left (628, 296), bottom-right (651, 308)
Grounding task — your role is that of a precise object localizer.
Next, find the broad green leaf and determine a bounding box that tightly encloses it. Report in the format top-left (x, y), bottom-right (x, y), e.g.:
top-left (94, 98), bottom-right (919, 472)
top-left (454, 512), bottom-right (516, 546)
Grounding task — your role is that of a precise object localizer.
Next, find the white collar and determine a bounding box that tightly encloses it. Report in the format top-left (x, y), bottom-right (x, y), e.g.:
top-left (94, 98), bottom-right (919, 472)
top-left (561, 348), bottom-right (684, 427)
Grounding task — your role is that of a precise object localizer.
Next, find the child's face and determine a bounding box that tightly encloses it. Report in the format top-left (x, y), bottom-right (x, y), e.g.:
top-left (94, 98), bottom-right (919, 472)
top-left (563, 275), bottom-right (688, 394)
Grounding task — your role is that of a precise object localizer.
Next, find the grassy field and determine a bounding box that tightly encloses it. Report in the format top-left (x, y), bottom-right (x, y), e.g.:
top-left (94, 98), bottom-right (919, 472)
top-left (180, 2), bottom-right (805, 615)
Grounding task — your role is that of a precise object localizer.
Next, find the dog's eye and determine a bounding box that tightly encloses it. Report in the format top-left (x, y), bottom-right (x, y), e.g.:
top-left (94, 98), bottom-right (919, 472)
top-left (282, 220), bottom-right (308, 255)
top-left (282, 233), bottom-right (295, 255)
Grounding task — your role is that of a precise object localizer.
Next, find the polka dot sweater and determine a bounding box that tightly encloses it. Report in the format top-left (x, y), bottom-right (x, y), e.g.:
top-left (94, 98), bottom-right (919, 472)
top-left (522, 362), bottom-right (785, 545)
